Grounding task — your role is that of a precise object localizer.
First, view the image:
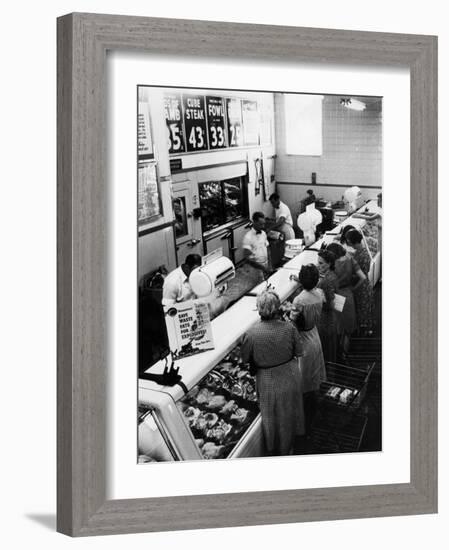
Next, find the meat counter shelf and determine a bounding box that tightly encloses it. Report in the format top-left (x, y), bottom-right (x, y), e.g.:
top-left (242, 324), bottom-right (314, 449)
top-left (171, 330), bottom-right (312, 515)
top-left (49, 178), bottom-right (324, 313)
top-left (139, 342), bottom-right (264, 461)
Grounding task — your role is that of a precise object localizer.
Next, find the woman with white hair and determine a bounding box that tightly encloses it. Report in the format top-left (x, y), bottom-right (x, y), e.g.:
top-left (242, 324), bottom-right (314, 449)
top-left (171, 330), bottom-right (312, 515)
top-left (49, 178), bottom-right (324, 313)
top-left (241, 290), bottom-right (305, 456)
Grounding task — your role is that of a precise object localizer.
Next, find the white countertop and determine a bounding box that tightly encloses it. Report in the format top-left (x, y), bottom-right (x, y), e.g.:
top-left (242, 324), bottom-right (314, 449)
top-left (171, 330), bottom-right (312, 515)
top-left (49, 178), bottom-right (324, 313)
top-left (139, 296), bottom-right (259, 401)
top-left (247, 267), bottom-right (300, 301)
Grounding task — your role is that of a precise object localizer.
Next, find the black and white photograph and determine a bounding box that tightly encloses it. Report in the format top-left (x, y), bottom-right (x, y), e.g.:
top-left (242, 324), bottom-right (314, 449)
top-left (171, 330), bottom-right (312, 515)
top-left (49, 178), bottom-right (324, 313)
top-left (137, 86), bottom-right (382, 461)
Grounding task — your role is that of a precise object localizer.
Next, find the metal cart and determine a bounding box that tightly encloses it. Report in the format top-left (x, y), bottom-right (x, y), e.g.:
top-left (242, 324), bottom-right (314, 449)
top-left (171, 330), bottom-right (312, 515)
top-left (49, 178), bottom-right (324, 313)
top-left (310, 361), bottom-right (376, 453)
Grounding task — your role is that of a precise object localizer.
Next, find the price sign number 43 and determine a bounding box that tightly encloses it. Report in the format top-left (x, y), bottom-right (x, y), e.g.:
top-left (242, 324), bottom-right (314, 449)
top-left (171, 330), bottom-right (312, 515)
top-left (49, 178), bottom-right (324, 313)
top-left (188, 126), bottom-right (205, 149)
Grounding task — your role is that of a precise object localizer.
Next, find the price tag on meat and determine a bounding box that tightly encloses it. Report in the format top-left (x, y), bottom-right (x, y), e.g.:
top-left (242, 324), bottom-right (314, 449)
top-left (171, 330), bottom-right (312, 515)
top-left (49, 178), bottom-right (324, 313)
top-left (206, 96), bottom-right (227, 149)
top-left (182, 94), bottom-right (208, 152)
top-left (164, 92), bottom-right (186, 154)
top-left (226, 97), bottom-right (243, 147)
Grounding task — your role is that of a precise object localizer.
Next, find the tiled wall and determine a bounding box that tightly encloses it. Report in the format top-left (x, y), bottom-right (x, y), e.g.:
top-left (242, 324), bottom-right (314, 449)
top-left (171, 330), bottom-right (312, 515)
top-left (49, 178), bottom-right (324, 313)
top-left (274, 94), bottom-right (382, 188)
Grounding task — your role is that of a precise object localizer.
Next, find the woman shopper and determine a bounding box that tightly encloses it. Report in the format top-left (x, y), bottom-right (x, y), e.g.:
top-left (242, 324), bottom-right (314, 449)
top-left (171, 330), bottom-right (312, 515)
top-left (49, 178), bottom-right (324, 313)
top-left (326, 242), bottom-right (366, 351)
top-left (316, 250), bottom-right (339, 363)
top-left (290, 264), bottom-right (326, 435)
top-left (241, 290), bottom-right (305, 456)
top-left (345, 229), bottom-right (375, 335)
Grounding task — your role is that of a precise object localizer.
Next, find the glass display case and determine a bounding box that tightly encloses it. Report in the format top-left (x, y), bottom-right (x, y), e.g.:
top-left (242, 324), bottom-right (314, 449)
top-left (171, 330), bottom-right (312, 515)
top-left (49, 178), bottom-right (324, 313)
top-left (138, 342), bottom-right (262, 461)
top-left (177, 344), bottom-right (259, 459)
top-left (224, 178), bottom-right (244, 223)
top-left (199, 177), bottom-right (247, 233)
top-left (198, 181), bottom-right (222, 231)
top-left (138, 406), bottom-right (175, 462)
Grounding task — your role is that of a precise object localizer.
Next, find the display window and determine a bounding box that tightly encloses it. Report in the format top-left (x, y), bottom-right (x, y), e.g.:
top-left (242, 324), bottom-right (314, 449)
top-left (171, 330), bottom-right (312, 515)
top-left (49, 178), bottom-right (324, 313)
top-left (199, 177), bottom-right (247, 232)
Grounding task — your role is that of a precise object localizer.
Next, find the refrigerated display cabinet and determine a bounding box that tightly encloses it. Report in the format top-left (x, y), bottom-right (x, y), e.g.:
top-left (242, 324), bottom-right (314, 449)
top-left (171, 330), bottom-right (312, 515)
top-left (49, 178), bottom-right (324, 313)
top-left (139, 342), bottom-right (263, 461)
top-left (138, 296), bottom-right (265, 461)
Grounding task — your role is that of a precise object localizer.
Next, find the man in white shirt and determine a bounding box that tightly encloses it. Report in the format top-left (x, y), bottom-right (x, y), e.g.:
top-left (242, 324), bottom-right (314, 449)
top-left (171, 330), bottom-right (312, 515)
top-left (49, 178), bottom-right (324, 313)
top-left (269, 193), bottom-right (295, 241)
top-left (162, 253), bottom-right (202, 306)
top-left (241, 212), bottom-right (270, 285)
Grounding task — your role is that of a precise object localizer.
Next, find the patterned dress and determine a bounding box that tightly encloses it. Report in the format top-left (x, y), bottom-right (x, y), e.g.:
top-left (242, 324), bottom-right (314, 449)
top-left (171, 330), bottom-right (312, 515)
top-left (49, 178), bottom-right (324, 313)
top-left (291, 289), bottom-right (326, 393)
top-left (317, 271), bottom-right (339, 363)
top-left (241, 319), bottom-right (305, 455)
top-left (353, 245), bottom-right (374, 332)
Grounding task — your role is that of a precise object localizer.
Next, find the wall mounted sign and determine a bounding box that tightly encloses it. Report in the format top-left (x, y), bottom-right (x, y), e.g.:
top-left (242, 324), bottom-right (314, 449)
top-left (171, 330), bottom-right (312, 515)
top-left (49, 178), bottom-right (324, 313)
top-left (169, 157), bottom-right (183, 172)
top-left (241, 100), bottom-right (259, 145)
top-left (206, 96), bottom-right (227, 149)
top-left (162, 91), bottom-right (268, 155)
top-left (182, 94), bottom-right (208, 152)
top-left (138, 160), bottom-right (161, 224)
top-left (137, 101), bottom-right (153, 158)
top-left (226, 97), bottom-right (244, 148)
top-left (259, 101), bottom-right (273, 146)
top-left (164, 92), bottom-right (185, 154)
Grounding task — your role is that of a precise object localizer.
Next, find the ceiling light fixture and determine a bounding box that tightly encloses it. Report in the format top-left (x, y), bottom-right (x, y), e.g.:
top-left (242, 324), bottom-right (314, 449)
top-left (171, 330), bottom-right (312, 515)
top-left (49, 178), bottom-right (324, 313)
top-left (340, 97), bottom-right (366, 111)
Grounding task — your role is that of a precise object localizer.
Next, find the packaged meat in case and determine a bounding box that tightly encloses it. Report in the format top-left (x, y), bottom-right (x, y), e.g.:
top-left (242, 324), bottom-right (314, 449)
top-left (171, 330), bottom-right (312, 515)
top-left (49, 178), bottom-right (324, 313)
top-left (177, 342), bottom-right (260, 459)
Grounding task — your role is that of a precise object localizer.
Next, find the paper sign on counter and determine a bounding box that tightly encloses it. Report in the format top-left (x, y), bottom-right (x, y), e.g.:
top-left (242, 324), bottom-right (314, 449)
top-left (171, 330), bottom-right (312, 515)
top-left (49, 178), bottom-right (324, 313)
top-left (164, 299), bottom-right (215, 358)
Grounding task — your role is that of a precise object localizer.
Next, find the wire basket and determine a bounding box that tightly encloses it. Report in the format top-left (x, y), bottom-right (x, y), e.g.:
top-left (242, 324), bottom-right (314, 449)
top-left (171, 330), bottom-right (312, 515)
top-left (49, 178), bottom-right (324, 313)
top-left (318, 361), bottom-right (375, 411)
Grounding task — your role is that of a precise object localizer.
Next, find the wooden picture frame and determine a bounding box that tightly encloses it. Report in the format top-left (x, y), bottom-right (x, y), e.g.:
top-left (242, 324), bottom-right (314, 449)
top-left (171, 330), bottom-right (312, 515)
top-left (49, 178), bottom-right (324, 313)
top-left (57, 13), bottom-right (437, 536)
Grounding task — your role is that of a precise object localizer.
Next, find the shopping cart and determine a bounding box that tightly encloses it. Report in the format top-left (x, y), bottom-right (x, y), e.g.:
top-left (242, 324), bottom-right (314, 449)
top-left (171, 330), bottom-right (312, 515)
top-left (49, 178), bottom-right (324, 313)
top-left (318, 361), bottom-right (375, 411)
top-left (309, 361), bottom-right (375, 453)
top-left (343, 338), bottom-right (382, 415)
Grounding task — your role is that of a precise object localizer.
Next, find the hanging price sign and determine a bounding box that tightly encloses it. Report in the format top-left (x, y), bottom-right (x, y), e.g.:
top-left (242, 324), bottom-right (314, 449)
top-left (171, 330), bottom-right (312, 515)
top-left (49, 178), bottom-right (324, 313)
top-left (226, 98), bottom-right (243, 148)
top-left (242, 100), bottom-right (259, 145)
top-left (206, 96), bottom-right (227, 149)
top-left (164, 92), bottom-right (185, 154)
top-left (182, 94), bottom-right (208, 152)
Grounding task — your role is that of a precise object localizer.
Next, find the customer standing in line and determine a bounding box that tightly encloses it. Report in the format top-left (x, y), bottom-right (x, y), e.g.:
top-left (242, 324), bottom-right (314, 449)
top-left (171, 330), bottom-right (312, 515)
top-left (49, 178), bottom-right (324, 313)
top-left (316, 250), bottom-right (339, 363)
top-left (345, 229), bottom-right (375, 335)
top-left (241, 290), bottom-right (305, 456)
top-left (289, 264), bottom-right (326, 435)
top-left (326, 242), bottom-right (366, 351)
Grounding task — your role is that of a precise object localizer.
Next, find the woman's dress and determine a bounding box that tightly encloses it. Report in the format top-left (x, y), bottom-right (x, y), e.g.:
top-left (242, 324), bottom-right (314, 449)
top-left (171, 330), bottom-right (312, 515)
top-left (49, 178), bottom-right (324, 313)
top-left (353, 245), bottom-right (374, 332)
top-left (317, 271), bottom-right (339, 363)
top-left (291, 289), bottom-right (326, 393)
top-left (241, 319), bottom-right (305, 455)
top-left (333, 255), bottom-right (358, 335)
